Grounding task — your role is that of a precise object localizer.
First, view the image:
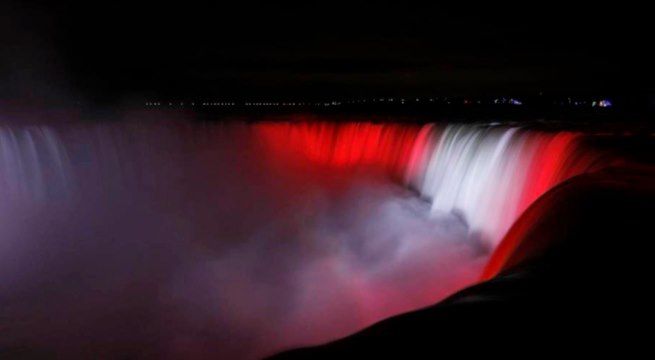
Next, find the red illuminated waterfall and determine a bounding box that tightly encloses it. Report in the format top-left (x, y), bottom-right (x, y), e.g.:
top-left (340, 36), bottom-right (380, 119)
top-left (0, 120), bottom-right (605, 359)
top-left (255, 121), bottom-right (600, 253)
top-left (254, 122), bottom-right (425, 180)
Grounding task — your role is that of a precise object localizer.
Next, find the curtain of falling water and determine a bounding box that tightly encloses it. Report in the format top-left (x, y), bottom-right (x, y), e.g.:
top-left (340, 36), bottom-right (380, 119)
top-left (256, 122), bottom-right (601, 247)
top-left (406, 124), bottom-right (599, 247)
top-left (0, 120), bottom-right (601, 359)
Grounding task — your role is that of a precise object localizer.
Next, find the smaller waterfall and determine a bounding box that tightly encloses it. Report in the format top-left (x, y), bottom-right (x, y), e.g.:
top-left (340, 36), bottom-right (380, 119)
top-left (0, 126), bottom-right (71, 200)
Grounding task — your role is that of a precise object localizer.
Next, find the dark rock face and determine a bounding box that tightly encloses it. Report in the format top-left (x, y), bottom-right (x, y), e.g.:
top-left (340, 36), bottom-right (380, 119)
top-left (270, 165), bottom-right (655, 359)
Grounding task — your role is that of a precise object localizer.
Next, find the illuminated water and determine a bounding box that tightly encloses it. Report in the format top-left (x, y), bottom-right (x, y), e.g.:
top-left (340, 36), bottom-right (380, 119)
top-left (0, 119), bottom-right (599, 359)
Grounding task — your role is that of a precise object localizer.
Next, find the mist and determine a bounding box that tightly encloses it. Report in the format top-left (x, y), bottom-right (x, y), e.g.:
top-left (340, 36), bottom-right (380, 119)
top-left (0, 120), bottom-right (488, 359)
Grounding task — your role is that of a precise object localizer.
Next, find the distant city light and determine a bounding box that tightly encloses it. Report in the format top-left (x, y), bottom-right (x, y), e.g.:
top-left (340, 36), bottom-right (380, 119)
top-left (141, 95), bottom-right (611, 110)
top-left (598, 99), bottom-right (612, 108)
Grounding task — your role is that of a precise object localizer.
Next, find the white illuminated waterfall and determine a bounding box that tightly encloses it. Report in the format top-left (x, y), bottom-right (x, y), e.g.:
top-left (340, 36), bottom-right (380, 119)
top-left (406, 124), bottom-right (594, 247)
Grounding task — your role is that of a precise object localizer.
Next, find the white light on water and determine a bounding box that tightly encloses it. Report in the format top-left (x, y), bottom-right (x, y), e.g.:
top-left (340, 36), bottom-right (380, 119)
top-left (0, 120), bottom-right (599, 359)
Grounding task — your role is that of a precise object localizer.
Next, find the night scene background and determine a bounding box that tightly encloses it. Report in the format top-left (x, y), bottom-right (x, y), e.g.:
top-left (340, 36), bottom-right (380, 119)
top-left (1, 1), bottom-right (653, 359)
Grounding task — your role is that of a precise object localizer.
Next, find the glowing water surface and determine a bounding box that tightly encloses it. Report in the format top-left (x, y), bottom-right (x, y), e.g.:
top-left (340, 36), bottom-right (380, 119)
top-left (0, 120), bottom-right (598, 359)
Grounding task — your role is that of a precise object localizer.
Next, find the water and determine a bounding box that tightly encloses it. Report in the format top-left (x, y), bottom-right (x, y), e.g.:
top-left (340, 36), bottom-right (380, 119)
top-left (411, 124), bottom-right (596, 247)
top-left (257, 121), bottom-right (600, 247)
top-left (0, 119), bottom-right (599, 359)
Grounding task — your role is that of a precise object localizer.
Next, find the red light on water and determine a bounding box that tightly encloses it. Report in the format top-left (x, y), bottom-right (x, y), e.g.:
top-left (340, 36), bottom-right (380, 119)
top-left (254, 122), bottom-right (424, 180)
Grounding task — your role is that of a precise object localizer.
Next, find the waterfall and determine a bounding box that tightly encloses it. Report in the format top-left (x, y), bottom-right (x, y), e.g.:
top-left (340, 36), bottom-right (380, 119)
top-left (407, 124), bottom-right (595, 247)
top-left (0, 119), bottom-right (601, 359)
top-left (0, 121), bottom-right (598, 249)
top-left (255, 121), bottom-right (599, 247)
top-left (0, 126), bottom-right (71, 200)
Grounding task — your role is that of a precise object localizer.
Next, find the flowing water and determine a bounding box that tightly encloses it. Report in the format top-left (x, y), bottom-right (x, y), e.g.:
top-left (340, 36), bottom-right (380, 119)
top-left (0, 118), bottom-right (600, 359)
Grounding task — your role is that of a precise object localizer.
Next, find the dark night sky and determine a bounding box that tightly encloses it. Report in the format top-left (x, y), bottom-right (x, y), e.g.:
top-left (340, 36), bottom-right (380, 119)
top-left (1, 1), bottom-right (653, 105)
